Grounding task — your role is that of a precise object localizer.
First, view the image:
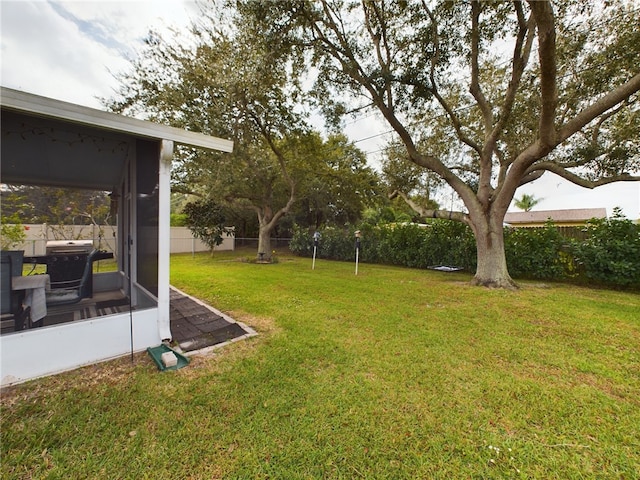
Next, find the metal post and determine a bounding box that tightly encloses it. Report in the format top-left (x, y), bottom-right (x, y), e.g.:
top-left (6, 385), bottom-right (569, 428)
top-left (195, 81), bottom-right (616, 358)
top-left (312, 231), bottom-right (320, 270)
top-left (354, 230), bottom-right (361, 275)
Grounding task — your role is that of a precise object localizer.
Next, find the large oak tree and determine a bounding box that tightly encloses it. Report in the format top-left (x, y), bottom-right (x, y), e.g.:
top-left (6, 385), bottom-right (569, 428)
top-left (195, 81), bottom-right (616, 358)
top-left (239, 0), bottom-right (640, 287)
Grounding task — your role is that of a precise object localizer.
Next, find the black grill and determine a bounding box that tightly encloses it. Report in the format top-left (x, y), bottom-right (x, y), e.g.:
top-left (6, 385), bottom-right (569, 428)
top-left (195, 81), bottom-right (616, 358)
top-left (45, 241), bottom-right (94, 291)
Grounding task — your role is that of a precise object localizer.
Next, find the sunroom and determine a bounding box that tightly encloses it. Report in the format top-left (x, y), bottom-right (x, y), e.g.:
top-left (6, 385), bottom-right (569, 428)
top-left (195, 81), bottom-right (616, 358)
top-left (0, 87), bottom-right (233, 385)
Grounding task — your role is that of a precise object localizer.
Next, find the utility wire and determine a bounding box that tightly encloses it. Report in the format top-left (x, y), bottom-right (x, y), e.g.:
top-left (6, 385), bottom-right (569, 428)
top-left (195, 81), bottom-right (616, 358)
top-left (350, 46), bottom-right (638, 150)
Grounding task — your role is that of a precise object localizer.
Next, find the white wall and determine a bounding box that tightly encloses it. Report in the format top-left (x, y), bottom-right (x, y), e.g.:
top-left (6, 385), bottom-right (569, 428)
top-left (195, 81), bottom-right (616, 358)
top-left (169, 227), bottom-right (234, 253)
top-left (0, 308), bottom-right (160, 386)
top-left (12, 224), bottom-right (234, 256)
top-left (14, 224), bottom-right (118, 256)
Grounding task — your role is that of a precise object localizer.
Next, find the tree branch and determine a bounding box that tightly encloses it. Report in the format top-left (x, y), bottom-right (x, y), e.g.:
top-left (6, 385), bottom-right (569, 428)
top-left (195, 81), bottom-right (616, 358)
top-left (423, 2), bottom-right (482, 155)
top-left (489, 3), bottom-right (535, 145)
top-left (363, 0), bottom-right (394, 109)
top-left (247, 109), bottom-right (295, 194)
top-left (528, 0), bottom-right (558, 147)
top-left (590, 102), bottom-right (627, 144)
top-left (508, 70), bottom-right (640, 188)
top-left (558, 73), bottom-right (640, 144)
top-left (517, 169), bottom-right (546, 187)
top-left (470, 1), bottom-right (493, 139)
top-left (242, 107), bottom-right (298, 230)
top-left (308, 1), bottom-right (482, 216)
top-left (470, 0), bottom-right (498, 205)
top-left (390, 190), bottom-right (471, 225)
top-left (525, 162), bottom-right (640, 188)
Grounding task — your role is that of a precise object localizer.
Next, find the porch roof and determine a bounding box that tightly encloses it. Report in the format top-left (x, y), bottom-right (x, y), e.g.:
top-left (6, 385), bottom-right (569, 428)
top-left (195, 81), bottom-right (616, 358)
top-left (1, 87), bottom-right (233, 190)
top-left (1, 87), bottom-right (233, 152)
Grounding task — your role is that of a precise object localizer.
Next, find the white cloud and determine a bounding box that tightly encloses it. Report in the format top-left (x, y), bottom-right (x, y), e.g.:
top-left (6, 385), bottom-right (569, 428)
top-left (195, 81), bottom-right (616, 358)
top-left (1, 0), bottom-right (196, 107)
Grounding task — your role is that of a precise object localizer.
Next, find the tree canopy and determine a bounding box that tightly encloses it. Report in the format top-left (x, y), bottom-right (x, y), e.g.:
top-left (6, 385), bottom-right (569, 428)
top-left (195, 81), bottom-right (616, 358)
top-left (237, 0), bottom-right (640, 287)
top-left (107, 7), bottom-right (311, 261)
top-left (107, 3), bottom-right (383, 260)
top-left (0, 185), bottom-right (111, 226)
top-left (182, 198), bottom-right (233, 254)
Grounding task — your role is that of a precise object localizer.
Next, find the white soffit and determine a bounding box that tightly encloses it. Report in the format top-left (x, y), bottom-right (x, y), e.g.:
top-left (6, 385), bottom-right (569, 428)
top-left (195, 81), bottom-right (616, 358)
top-left (0, 87), bottom-right (233, 153)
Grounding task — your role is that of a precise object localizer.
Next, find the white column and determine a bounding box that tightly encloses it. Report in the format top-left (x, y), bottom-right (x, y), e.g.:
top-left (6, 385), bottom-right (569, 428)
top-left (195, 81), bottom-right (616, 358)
top-left (157, 139), bottom-right (173, 340)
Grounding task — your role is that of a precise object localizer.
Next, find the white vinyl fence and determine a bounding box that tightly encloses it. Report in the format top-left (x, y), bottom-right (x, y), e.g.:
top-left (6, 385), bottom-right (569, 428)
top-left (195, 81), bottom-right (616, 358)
top-left (9, 224), bottom-right (234, 256)
top-left (169, 227), bottom-right (234, 254)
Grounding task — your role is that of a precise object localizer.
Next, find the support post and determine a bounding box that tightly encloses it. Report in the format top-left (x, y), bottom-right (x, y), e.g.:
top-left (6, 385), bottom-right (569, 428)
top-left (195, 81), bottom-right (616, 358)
top-left (312, 231), bottom-right (320, 270)
top-left (354, 230), bottom-right (361, 275)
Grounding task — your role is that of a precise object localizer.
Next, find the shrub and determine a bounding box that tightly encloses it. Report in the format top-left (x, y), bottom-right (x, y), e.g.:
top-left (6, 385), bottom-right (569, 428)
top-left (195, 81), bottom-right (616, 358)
top-left (289, 212), bottom-right (640, 290)
top-left (291, 221), bottom-right (476, 270)
top-left (290, 225), bottom-right (357, 260)
top-left (424, 220), bottom-right (476, 271)
top-left (289, 224), bottom-right (314, 256)
top-left (319, 226), bottom-right (356, 260)
top-left (170, 213), bottom-right (188, 226)
top-left (504, 221), bottom-right (568, 280)
top-left (1, 214), bottom-right (27, 250)
top-left (376, 223), bottom-right (428, 267)
top-left (183, 199), bottom-right (233, 253)
top-left (570, 208), bottom-right (640, 288)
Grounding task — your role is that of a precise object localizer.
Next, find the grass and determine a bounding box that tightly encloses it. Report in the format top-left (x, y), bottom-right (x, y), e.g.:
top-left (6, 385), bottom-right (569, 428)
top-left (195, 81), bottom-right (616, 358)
top-left (2, 249), bottom-right (639, 479)
top-left (22, 257), bottom-right (118, 275)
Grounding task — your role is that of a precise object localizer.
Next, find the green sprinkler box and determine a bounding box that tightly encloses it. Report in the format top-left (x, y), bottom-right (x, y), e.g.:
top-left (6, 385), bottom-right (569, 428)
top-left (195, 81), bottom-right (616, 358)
top-left (147, 344), bottom-right (190, 371)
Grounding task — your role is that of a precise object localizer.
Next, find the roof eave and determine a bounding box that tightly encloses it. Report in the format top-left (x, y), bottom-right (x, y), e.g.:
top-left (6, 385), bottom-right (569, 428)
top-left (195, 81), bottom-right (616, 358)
top-left (1, 87), bottom-right (233, 153)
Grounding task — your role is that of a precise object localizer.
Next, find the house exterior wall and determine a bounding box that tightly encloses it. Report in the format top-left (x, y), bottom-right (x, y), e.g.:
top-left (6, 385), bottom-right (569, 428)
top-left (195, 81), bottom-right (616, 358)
top-left (504, 208), bottom-right (607, 228)
top-left (505, 221), bottom-right (592, 228)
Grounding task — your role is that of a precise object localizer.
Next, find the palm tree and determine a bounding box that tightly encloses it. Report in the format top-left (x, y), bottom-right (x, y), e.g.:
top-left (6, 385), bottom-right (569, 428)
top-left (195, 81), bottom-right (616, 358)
top-left (514, 194), bottom-right (542, 212)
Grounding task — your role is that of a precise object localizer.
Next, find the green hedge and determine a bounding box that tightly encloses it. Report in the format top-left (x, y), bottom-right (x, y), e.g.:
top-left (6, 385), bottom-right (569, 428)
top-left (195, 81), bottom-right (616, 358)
top-left (504, 221), bottom-right (569, 280)
top-left (291, 221), bottom-right (477, 271)
top-left (569, 210), bottom-right (640, 287)
top-left (291, 214), bottom-right (640, 289)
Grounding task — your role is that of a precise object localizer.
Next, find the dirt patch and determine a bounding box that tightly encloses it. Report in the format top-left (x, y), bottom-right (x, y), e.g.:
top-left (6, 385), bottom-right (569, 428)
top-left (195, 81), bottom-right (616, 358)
top-left (517, 282), bottom-right (553, 289)
top-left (227, 310), bottom-right (281, 336)
top-left (0, 353), bottom-right (150, 408)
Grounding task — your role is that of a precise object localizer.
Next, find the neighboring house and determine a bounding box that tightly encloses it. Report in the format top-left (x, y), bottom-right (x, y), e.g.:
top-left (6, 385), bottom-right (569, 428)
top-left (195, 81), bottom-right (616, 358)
top-left (0, 87), bottom-right (233, 385)
top-left (504, 208), bottom-right (607, 228)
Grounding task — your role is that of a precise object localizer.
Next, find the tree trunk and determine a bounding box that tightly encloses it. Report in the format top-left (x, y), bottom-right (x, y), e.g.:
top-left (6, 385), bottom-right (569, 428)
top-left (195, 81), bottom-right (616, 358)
top-left (470, 215), bottom-right (518, 289)
top-left (257, 225), bottom-right (272, 262)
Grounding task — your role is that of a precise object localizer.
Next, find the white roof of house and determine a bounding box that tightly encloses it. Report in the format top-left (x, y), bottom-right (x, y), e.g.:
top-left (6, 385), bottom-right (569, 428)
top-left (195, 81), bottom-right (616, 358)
top-left (504, 208), bottom-right (607, 224)
top-left (1, 87), bottom-right (233, 153)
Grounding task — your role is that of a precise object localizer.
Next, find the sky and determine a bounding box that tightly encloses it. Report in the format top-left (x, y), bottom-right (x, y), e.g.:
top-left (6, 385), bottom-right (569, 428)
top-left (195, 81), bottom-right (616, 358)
top-left (2, 0), bottom-right (638, 220)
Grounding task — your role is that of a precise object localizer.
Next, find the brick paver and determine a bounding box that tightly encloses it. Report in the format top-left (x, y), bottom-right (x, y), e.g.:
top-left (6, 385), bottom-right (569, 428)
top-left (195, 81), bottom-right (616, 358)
top-left (170, 287), bottom-right (250, 352)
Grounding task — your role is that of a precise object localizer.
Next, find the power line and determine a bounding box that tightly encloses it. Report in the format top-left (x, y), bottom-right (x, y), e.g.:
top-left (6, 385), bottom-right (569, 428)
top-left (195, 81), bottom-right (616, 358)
top-left (344, 109), bottom-right (378, 125)
top-left (349, 46), bottom-right (637, 147)
top-left (352, 129), bottom-right (395, 144)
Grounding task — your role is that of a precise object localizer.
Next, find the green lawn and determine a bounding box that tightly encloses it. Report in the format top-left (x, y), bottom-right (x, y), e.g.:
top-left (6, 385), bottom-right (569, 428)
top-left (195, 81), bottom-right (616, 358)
top-left (22, 257), bottom-right (118, 275)
top-left (2, 250), bottom-right (639, 479)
